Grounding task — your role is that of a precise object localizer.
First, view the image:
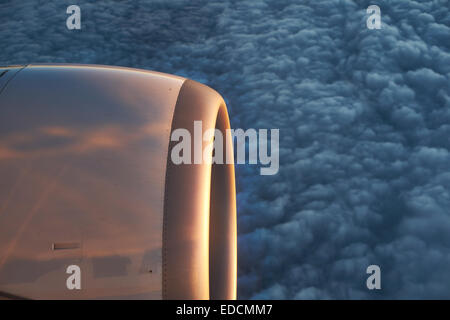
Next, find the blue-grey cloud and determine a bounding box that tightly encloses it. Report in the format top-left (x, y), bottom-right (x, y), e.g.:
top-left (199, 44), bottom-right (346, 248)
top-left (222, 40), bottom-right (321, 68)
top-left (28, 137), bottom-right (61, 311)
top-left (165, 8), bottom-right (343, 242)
top-left (1, 0), bottom-right (450, 299)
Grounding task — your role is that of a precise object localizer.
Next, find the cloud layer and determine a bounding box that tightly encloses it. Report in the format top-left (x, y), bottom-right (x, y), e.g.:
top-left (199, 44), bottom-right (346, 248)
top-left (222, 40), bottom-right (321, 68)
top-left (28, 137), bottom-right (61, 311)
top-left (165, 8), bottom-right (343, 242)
top-left (1, 0), bottom-right (450, 299)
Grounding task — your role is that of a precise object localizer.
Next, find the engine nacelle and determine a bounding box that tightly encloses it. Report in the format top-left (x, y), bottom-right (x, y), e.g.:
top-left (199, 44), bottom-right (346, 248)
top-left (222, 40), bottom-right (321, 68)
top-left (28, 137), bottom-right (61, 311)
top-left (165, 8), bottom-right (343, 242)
top-left (0, 64), bottom-right (237, 300)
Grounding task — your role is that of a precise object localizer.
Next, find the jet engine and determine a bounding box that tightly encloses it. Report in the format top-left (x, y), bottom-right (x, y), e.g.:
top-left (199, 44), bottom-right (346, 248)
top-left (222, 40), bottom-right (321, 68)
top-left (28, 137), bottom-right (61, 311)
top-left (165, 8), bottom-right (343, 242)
top-left (0, 64), bottom-right (237, 300)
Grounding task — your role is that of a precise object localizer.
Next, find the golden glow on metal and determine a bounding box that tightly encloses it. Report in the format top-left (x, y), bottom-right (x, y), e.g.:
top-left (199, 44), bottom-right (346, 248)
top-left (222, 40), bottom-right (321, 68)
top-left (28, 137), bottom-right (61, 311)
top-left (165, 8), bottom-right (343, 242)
top-left (0, 65), bottom-right (237, 300)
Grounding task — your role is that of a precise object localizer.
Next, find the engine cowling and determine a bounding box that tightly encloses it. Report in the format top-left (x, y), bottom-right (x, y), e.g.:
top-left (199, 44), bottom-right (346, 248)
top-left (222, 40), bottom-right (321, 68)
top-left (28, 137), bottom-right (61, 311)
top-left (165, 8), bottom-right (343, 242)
top-left (0, 64), bottom-right (237, 300)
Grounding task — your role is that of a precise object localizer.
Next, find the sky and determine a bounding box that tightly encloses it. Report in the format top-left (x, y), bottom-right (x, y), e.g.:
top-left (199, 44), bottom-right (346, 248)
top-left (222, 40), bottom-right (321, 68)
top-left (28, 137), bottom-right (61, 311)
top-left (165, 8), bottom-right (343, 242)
top-left (1, 0), bottom-right (450, 299)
